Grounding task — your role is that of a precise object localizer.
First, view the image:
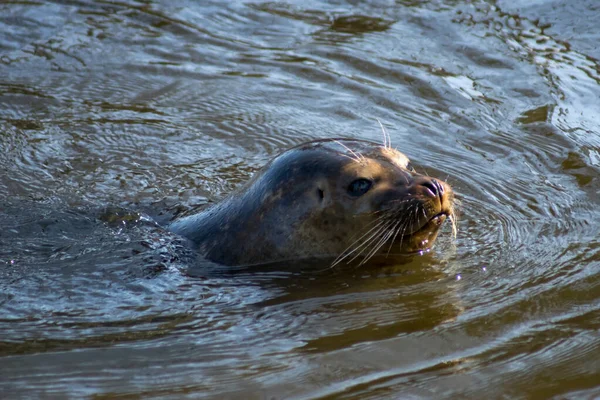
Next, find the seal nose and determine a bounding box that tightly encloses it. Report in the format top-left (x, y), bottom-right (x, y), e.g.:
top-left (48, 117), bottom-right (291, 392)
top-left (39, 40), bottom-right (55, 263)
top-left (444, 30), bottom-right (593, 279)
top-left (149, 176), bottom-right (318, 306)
top-left (420, 178), bottom-right (444, 200)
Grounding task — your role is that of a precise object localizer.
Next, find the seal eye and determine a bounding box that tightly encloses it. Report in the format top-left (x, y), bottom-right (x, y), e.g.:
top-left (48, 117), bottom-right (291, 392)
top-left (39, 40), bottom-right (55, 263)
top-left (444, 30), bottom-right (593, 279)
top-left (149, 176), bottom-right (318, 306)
top-left (348, 178), bottom-right (372, 197)
top-left (406, 162), bottom-right (416, 172)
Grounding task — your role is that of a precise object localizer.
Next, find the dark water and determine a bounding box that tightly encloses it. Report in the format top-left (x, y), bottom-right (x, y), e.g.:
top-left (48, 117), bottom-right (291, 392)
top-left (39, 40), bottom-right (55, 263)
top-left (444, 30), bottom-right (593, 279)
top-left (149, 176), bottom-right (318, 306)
top-left (1, 0), bottom-right (599, 398)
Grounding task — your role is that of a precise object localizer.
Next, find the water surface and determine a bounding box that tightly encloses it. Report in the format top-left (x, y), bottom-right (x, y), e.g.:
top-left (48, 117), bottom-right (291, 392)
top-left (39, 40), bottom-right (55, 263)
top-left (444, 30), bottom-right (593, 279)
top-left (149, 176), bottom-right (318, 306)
top-left (1, 0), bottom-right (599, 398)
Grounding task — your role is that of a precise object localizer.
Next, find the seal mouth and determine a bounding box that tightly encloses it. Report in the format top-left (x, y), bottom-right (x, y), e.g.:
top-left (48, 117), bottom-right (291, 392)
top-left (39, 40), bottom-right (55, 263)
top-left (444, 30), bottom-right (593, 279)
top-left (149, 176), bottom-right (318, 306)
top-left (391, 211), bottom-right (451, 256)
top-left (410, 211), bottom-right (449, 235)
top-left (429, 212), bottom-right (448, 226)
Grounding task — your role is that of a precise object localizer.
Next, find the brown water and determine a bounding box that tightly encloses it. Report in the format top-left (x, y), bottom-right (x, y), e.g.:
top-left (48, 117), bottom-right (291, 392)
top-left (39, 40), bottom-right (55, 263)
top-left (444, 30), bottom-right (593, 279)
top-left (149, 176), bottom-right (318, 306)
top-left (1, 0), bottom-right (599, 398)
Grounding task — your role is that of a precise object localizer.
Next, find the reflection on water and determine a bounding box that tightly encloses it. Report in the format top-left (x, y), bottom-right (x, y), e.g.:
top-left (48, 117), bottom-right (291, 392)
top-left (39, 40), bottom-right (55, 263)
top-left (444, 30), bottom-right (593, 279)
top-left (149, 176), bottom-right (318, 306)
top-left (0, 0), bottom-right (599, 398)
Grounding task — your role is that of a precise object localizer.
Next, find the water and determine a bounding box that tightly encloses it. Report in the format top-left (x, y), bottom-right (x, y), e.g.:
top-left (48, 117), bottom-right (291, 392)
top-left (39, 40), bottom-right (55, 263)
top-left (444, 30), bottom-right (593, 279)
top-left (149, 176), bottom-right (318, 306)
top-left (1, 0), bottom-right (599, 398)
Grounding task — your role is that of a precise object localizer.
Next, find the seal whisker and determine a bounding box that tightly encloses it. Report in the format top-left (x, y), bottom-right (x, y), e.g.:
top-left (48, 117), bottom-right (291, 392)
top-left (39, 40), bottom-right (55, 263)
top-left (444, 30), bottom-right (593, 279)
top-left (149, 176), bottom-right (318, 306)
top-left (383, 198), bottom-right (412, 205)
top-left (449, 210), bottom-right (458, 238)
top-left (393, 204), bottom-right (415, 253)
top-left (414, 205), bottom-right (423, 231)
top-left (357, 200), bottom-right (425, 262)
top-left (346, 215), bottom-right (389, 244)
top-left (399, 204), bottom-right (417, 249)
top-left (342, 223), bottom-right (391, 265)
top-left (360, 237), bottom-right (390, 265)
top-left (369, 199), bottom-right (412, 216)
top-left (360, 219), bottom-right (398, 265)
top-left (331, 217), bottom-right (389, 266)
top-left (338, 153), bottom-right (362, 163)
top-left (351, 222), bottom-right (390, 255)
top-left (396, 207), bottom-right (415, 251)
top-left (386, 207), bottom-right (413, 256)
top-left (340, 214), bottom-right (401, 265)
top-left (376, 118), bottom-right (391, 149)
top-left (348, 220), bottom-right (392, 254)
top-left (333, 140), bottom-right (363, 162)
top-left (353, 218), bottom-right (398, 265)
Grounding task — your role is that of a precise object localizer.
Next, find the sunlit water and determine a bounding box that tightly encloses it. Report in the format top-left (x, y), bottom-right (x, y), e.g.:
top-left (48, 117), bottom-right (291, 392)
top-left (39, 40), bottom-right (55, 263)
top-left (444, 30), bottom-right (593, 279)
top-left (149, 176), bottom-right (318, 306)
top-left (1, 0), bottom-right (599, 398)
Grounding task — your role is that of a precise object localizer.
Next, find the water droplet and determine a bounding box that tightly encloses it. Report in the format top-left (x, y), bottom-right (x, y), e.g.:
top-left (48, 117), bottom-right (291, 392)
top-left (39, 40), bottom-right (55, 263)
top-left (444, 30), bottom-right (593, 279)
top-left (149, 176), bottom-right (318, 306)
top-left (482, 266), bottom-right (487, 272)
top-left (456, 274), bottom-right (462, 281)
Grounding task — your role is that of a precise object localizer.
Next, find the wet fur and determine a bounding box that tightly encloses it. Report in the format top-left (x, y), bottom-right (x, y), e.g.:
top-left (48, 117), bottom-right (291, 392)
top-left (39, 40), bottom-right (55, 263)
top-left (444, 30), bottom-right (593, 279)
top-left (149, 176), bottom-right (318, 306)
top-left (169, 138), bottom-right (455, 266)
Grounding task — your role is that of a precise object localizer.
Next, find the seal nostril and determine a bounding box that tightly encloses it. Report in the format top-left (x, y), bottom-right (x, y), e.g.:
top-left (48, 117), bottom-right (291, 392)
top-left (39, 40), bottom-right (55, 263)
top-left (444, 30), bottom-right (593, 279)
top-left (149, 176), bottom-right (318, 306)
top-left (422, 179), bottom-right (444, 199)
top-left (434, 179), bottom-right (444, 196)
top-left (422, 180), bottom-right (438, 197)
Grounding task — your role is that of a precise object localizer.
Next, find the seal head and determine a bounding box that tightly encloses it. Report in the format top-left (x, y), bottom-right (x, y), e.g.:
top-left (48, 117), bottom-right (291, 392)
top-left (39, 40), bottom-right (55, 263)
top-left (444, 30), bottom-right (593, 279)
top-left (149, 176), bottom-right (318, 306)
top-left (168, 139), bottom-right (455, 266)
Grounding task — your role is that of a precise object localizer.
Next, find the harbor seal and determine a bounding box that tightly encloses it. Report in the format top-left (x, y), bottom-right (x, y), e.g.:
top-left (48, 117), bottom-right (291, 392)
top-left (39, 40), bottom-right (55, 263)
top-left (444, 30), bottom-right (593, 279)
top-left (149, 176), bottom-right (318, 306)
top-left (168, 138), bottom-right (455, 266)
